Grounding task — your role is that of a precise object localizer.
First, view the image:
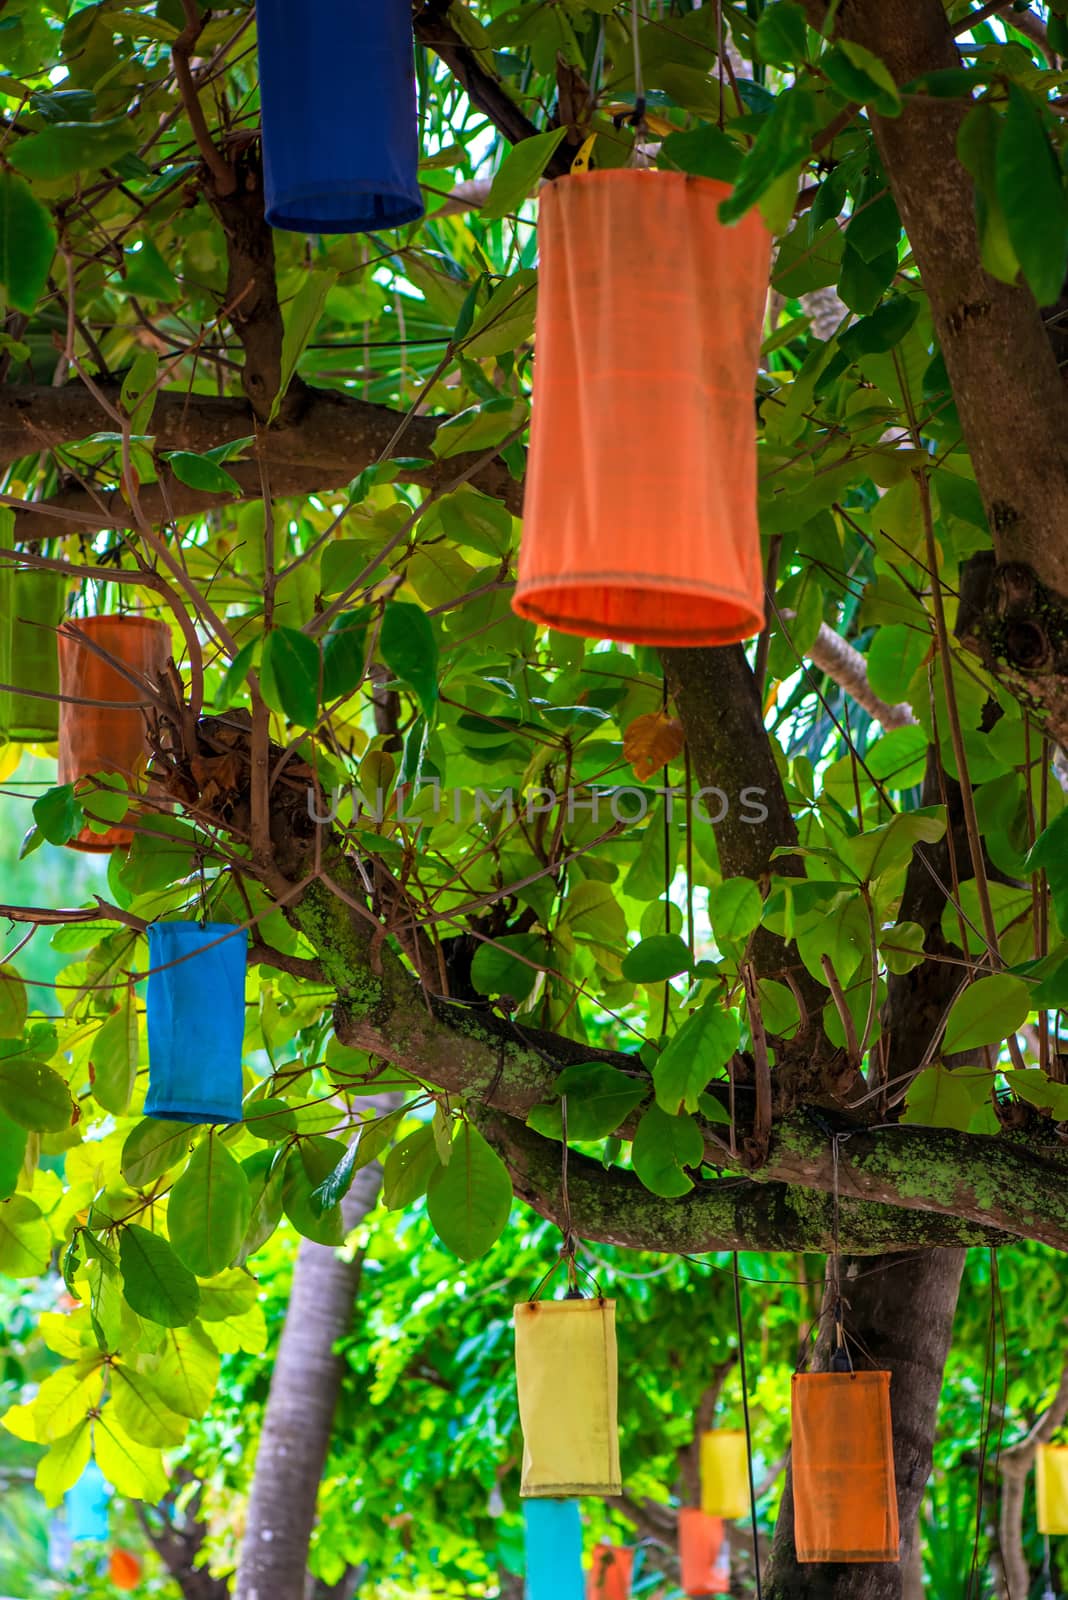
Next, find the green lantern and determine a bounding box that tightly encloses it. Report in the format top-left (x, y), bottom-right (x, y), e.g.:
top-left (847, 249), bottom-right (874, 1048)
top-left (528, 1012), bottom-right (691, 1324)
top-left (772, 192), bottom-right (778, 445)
top-left (0, 515), bottom-right (67, 745)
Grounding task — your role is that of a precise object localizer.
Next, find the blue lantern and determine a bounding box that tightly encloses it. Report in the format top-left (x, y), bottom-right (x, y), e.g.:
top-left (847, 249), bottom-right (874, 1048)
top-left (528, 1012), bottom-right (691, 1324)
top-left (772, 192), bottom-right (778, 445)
top-left (523, 1498), bottom-right (584, 1600)
top-left (65, 1460), bottom-right (109, 1543)
top-left (256, 0), bottom-right (424, 234)
top-left (144, 922), bottom-right (247, 1124)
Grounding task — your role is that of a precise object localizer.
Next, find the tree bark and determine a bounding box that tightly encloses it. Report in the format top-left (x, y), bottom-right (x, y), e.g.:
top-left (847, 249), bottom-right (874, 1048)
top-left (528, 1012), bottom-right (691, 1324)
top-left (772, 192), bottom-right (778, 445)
top-left (235, 1098), bottom-right (400, 1600)
top-left (766, 1247), bottom-right (966, 1600)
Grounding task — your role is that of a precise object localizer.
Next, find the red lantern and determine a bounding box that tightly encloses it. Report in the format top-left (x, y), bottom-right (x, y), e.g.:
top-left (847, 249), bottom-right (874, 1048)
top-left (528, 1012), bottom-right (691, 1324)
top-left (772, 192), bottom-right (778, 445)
top-left (678, 1508), bottom-right (729, 1596)
top-left (109, 1547), bottom-right (142, 1589)
top-left (587, 1542), bottom-right (633, 1600)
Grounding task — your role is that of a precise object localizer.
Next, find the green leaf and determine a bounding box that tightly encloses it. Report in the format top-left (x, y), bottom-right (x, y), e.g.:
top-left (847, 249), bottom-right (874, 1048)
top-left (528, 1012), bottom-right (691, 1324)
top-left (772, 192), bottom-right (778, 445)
top-left (838, 296), bottom-right (918, 358)
top-left (32, 784), bottom-right (84, 846)
top-left (213, 638), bottom-right (256, 711)
top-left (660, 124), bottom-right (742, 183)
top-left (134, 1324), bottom-right (219, 1419)
top-left (118, 1225), bottom-right (200, 1328)
top-left (9, 116), bottom-right (138, 180)
top-left (0, 1056), bottom-right (74, 1132)
top-left (426, 1122), bottom-right (512, 1261)
top-left (35, 1421), bottom-right (90, 1508)
top-left (996, 86), bottom-right (1068, 306)
top-left (122, 238), bottom-right (179, 302)
top-left (308, 1135), bottom-right (362, 1214)
top-left (720, 86), bottom-right (819, 224)
top-left (822, 40), bottom-right (901, 117)
top-left (380, 601), bottom-right (439, 722)
top-left (93, 1407), bottom-right (168, 1501)
top-left (90, 985), bottom-right (137, 1116)
top-left (0, 1109), bottom-right (26, 1201)
top-left (866, 623), bottom-right (928, 704)
top-left (880, 921), bottom-right (927, 975)
top-left (321, 610), bottom-right (370, 703)
top-left (382, 1125), bottom-right (443, 1210)
top-left (1026, 808), bottom-right (1068, 888)
top-left (0, 1194), bottom-right (52, 1277)
top-left (653, 1000), bottom-right (739, 1116)
top-left (481, 127), bottom-right (568, 220)
top-left (470, 933), bottom-right (543, 1002)
top-left (167, 1136), bottom-right (252, 1277)
top-left (709, 878), bottom-right (763, 947)
top-left (260, 626), bottom-right (321, 728)
top-left (841, 809), bottom-right (946, 883)
top-left (901, 1064), bottom-right (991, 1130)
top-left (271, 269), bottom-right (337, 422)
top-left (942, 974), bottom-right (1031, 1055)
top-left (111, 1365), bottom-right (190, 1448)
top-left (0, 170), bottom-right (56, 313)
top-left (463, 268), bottom-right (538, 358)
top-left (242, 1096), bottom-right (298, 1143)
top-left (527, 1063), bottom-right (648, 1142)
top-left (1002, 1068), bottom-right (1068, 1120)
top-left (0, 963), bottom-right (27, 1038)
top-left (631, 1103), bottom-right (703, 1197)
top-left (121, 1119), bottom-right (197, 1188)
top-left (756, 1), bottom-right (809, 67)
top-left (756, 978), bottom-right (801, 1038)
top-left (118, 815), bottom-right (198, 895)
top-left (166, 451), bottom-right (242, 497)
top-left (282, 1139), bottom-right (347, 1245)
top-left (621, 934), bottom-right (693, 984)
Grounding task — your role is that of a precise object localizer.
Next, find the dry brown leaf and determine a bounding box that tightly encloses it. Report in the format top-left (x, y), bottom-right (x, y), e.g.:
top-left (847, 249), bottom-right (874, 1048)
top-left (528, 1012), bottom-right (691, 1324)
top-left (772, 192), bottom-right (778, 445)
top-left (623, 711), bottom-right (685, 782)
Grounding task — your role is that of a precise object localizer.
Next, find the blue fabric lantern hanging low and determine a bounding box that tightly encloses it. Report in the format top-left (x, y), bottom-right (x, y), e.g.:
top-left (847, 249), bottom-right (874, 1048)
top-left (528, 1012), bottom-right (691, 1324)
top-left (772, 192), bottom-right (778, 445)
top-left (65, 1460), bottom-right (110, 1543)
top-left (256, 0), bottom-right (424, 234)
top-left (523, 1499), bottom-right (584, 1600)
top-left (144, 922), bottom-right (247, 1124)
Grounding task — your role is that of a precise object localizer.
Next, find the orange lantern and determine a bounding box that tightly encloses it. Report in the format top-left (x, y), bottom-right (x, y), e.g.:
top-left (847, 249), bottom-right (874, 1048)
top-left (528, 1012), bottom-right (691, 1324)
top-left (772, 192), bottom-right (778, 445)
top-left (587, 1542), bottom-right (633, 1600)
top-left (678, 1508), bottom-right (729, 1596)
top-left (57, 615), bottom-right (170, 851)
top-left (514, 169), bottom-right (771, 647)
top-left (791, 1372), bottom-right (899, 1563)
top-left (109, 1547), bottom-right (142, 1589)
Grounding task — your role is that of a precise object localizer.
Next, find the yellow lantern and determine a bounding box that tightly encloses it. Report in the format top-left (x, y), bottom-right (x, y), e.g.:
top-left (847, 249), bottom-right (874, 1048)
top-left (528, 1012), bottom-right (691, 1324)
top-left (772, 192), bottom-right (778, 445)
top-left (700, 1429), bottom-right (750, 1521)
top-left (1037, 1444), bottom-right (1068, 1534)
top-left (514, 1298), bottom-right (622, 1497)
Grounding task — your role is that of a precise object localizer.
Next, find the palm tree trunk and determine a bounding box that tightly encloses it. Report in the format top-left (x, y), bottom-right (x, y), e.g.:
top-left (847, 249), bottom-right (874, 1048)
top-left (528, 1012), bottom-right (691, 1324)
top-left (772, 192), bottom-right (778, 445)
top-left (235, 1097), bottom-right (399, 1600)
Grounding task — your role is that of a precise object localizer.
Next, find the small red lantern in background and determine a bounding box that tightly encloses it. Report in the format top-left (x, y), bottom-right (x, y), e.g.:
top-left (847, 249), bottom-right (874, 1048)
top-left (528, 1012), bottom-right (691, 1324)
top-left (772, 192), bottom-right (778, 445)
top-left (678, 1508), bottom-right (729, 1596)
top-left (587, 1541), bottom-right (633, 1600)
top-left (109, 1548), bottom-right (142, 1590)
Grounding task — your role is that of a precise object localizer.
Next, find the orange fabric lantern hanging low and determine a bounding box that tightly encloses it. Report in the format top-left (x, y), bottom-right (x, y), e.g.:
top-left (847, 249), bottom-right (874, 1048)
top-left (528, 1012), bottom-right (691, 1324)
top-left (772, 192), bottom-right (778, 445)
top-left (513, 169), bottom-right (771, 648)
top-left (791, 1372), bottom-right (899, 1563)
top-left (58, 615), bottom-right (170, 852)
top-left (1037, 1443), bottom-right (1068, 1534)
top-left (678, 1509), bottom-right (729, 1596)
top-left (587, 1542), bottom-right (633, 1600)
top-left (109, 1547), bottom-right (142, 1589)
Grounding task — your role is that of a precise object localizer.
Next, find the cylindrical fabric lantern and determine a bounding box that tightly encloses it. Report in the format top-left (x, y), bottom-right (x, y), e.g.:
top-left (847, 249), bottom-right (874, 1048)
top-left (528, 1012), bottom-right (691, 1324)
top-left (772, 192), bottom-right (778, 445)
top-left (256, 0), bottom-right (424, 234)
top-left (700, 1429), bottom-right (749, 1520)
top-left (514, 170), bottom-right (771, 647)
top-left (524, 1498), bottom-right (584, 1600)
top-left (514, 1298), bottom-right (622, 1497)
top-left (57, 614), bottom-right (170, 851)
top-left (65, 1460), bottom-right (109, 1543)
top-left (678, 1509), bottom-right (729, 1597)
top-left (792, 1372), bottom-right (899, 1563)
top-left (144, 922), bottom-right (248, 1125)
top-left (587, 1542), bottom-right (632, 1600)
top-left (7, 571), bottom-right (68, 742)
top-left (1037, 1443), bottom-right (1068, 1534)
top-left (109, 1549), bottom-right (142, 1591)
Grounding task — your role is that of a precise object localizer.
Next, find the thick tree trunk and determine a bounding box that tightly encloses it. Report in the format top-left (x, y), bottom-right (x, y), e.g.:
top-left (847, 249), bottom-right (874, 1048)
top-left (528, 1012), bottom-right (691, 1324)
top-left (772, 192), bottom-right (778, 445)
top-left (766, 1248), bottom-right (966, 1600)
top-left (235, 1098), bottom-right (399, 1600)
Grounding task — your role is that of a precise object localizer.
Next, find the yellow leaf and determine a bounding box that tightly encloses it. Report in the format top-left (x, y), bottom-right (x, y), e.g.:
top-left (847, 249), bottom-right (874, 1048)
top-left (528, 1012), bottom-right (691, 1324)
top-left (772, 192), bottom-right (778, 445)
top-left (35, 1420), bottom-right (91, 1507)
top-left (94, 1405), bottom-right (169, 1501)
top-left (622, 711), bottom-right (685, 782)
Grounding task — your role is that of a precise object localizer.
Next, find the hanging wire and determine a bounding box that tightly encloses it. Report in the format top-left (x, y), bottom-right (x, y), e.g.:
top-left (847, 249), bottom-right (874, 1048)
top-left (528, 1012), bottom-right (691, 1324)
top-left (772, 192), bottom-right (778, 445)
top-left (829, 1132), bottom-right (854, 1372)
top-left (732, 1252), bottom-right (765, 1600)
top-left (629, 0), bottom-right (646, 128)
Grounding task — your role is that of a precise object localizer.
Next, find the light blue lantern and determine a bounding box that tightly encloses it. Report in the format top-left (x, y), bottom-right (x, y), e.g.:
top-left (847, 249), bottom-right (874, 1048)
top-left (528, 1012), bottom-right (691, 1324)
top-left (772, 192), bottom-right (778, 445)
top-left (523, 1498), bottom-right (584, 1600)
top-left (65, 1460), bottom-right (109, 1543)
top-left (144, 922), bottom-right (247, 1124)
